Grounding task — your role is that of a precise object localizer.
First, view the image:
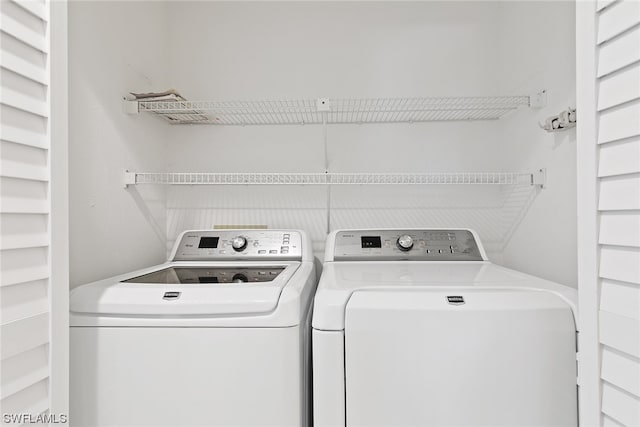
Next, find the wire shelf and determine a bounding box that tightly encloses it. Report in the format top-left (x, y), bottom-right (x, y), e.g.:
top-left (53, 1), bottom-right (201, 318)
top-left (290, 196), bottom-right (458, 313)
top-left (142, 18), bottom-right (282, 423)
top-left (130, 96), bottom-right (531, 125)
top-left (124, 171), bottom-right (543, 187)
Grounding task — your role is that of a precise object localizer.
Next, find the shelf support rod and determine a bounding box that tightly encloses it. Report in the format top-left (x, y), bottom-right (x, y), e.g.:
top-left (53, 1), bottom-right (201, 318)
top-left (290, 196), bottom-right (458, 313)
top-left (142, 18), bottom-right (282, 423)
top-left (322, 109), bottom-right (332, 234)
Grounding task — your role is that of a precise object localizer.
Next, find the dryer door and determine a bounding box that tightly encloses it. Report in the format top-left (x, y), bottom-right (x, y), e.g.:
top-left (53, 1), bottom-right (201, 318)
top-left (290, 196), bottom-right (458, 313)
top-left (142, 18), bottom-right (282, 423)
top-left (344, 289), bottom-right (577, 427)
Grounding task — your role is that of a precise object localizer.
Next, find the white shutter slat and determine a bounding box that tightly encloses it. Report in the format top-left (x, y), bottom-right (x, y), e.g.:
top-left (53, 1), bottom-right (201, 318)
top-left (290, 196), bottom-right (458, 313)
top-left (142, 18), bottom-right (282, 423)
top-left (598, 101), bottom-right (640, 144)
top-left (603, 414), bottom-right (625, 427)
top-left (9, 0), bottom-right (48, 22)
top-left (0, 198), bottom-right (48, 214)
top-left (1, 87), bottom-right (48, 117)
top-left (598, 63), bottom-right (640, 111)
top-left (0, 13), bottom-right (47, 53)
top-left (601, 280), bottom-right (640, 320)
top-left (0, 312), bottom-right (49, 361)
top-left (0, 279), bottom-right (48, 324)
top-left (0, 233), bottom-right (48, 250)
top-left (0, 124), bottom-right (47, 149)
top-left (598, 0), bottom-right (619, 12)
top-left (0, 212), bottom-right (48, 251)
top-left (0, 49), bottom-right (48, 85)
top-left (602, 347), bottom-right (640, 398)
top-left (0, 344), bottom-right (48, 400)
top-left (0, 177), bottom-right (49, 214)
top-left (599, 175), bottom-right (640, 210)
top-left (0, 379), bottom-right (48, 418)
top-left (599, 212), bottom-right (640, 247)
top-left (600, 310), bottom-right (640, 358)
top-left (0, 247), bottom-right (49, 287)
top-left (0, 265), bottom-right (49, 287)
top-left (597, 26), bottom-right (640, 77)
top-left (598, 138), bottom-right (640, 176)
top-left (600, 246), bottom-right (640, 284)
top-left (597, 0), bottom-right (640, 45)
top-left (0, 161), bottom-right (48, 181)
top-left (601, 382), bottom-right (640, 426)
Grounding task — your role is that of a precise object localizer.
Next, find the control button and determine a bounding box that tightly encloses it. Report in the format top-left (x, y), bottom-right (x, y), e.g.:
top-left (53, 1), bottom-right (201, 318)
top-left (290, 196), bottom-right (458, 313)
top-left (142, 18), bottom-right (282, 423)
top-left (253, 241), bottom-right (260, 247)
top-left (258, 271), bottom-right (267, 276)
top-left (219, 250), bottom-right (226, 254)
top-left (397, 235), bottom-right (414, 252)
top-left (231, 236), bottom-right (248, 252)
top-left (269, 271), bottom-right (277, 275)
top-left (438, 249), bottom-right (444, 254)
top-left (281, 246), bottom-right (289, 251)
top-left (269, 250), bottom-right (278, 254)
top-left (232, 273), bottom-right (248, 283)
top-left (281, 249), bottom-right (289, 254)
top-left (258, 250), bottom-right (266, 254)
top-left (426, 249), bottom-right (431, 254)
top-left (283, 234), bottom-right (290, 238)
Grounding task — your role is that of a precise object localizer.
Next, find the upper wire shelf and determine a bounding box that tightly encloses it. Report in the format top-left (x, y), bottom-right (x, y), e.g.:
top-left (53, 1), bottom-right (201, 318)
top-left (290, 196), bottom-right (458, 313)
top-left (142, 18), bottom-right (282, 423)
top-left (124, 96), bottom-right (532, 125)
top-left (124, 171), bottom-right (546, 188)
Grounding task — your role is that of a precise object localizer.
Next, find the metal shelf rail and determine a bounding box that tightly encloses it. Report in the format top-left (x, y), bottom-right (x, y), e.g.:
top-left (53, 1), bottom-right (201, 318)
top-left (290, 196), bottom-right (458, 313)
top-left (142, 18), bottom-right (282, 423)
top-left (123, 96), bottom-right (533, 125)
top-left (123, 170), bottom-right (546, 188)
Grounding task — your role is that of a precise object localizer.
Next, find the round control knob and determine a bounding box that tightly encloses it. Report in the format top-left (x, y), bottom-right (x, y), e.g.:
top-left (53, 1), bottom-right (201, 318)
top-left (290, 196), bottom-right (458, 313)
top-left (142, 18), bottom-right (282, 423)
top-left (231, 236), bottom-right (248, 252)
top-left (397, 235), bottom-right (414, 251)
top-left (231, 273), bottom-right (248, 283)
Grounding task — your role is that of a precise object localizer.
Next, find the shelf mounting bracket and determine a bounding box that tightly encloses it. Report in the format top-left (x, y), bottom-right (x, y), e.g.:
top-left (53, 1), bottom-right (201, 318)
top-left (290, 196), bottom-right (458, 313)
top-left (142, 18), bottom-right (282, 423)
top-left (529, 90), bottom-right (547, 109)
top-left (123, 170), bottom-right (137, 188)
top-left (316, 98), bottom-right (331, 112)
top-left (532, 168), bottom-right (547, 188)
top-left (123, 100), bottom-right (139, 114)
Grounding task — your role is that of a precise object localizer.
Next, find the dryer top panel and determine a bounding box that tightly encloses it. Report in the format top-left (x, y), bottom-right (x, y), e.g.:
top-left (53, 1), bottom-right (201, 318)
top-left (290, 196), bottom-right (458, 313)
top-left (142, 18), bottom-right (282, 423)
top-left (328, 229), bottom-right (486, 262)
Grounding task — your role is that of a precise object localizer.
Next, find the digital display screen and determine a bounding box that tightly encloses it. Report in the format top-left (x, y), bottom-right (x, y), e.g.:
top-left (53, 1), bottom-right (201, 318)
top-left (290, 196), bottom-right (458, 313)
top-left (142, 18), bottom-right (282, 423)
top-left (361, 236), bottom-right (382, 248)
top-left (198, 237), bottom-right (219, 249)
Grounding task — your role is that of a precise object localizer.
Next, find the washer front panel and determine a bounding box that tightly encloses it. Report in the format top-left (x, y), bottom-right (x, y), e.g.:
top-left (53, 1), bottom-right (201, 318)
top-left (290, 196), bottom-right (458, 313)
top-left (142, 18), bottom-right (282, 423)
top-left (333, 229), bottom-right (483, 261)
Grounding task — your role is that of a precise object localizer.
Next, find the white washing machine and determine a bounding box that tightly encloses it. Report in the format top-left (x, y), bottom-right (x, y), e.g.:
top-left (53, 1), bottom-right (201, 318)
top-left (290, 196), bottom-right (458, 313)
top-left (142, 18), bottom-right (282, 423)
top-left (70, 229), bottom-right (316, 427)
top-left (313, 228), bottom-right (578, 427)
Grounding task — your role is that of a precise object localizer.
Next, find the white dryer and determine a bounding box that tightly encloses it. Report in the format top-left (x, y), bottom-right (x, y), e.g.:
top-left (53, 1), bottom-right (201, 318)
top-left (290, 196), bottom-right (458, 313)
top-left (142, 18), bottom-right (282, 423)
top-left (312, 228), bottom-right (578, 427)
top-left (70, 229), bottom-right (316, 427)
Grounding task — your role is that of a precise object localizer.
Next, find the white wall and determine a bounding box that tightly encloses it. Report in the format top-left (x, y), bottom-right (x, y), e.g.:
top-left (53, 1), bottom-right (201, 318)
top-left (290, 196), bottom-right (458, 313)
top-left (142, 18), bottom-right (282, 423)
top-left (164, 1), bottom-right (512, 259)
top-left (68, 1), bottom-right (170, 287)
top-left (68, 1), bottom-right (577, 287)
top-left (497, 1), bottom-right (577, 286)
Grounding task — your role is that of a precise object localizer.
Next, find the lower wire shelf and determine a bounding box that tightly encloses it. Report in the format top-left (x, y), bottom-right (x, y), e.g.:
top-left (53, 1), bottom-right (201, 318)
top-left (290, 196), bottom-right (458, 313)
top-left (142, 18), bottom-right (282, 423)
top-left (124, 170), bottom-right (546, 188)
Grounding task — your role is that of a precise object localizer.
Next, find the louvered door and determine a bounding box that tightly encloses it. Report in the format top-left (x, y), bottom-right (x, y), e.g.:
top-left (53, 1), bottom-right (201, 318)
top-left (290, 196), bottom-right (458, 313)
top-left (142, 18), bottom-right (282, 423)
top-left (1, 0), bottom-right (53, 420)
top-left (578, 1), bottom-right (640, 426)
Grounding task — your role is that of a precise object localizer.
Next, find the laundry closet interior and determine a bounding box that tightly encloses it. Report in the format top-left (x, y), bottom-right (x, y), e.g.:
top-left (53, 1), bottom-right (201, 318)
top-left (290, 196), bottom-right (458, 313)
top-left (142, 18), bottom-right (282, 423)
top-left (7, 0), bottom-right (640, 424)
top-left (68, 1), bottom-right (577, 289)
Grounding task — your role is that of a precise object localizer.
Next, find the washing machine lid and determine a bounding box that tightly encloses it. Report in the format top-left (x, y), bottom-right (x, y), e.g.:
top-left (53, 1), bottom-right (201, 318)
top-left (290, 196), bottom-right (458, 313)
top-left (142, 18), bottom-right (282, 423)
top-left (70, 262), bottom-right (300, 317)
top-left (312, 262), bottom-right (578, 330)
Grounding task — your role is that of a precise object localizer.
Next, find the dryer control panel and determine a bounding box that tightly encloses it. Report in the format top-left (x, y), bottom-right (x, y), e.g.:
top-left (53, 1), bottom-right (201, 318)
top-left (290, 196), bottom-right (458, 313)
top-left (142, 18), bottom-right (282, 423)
top-left (172, 230), bottom-right (302, 261)
top-left (332, 229), bottom-right (484, 261)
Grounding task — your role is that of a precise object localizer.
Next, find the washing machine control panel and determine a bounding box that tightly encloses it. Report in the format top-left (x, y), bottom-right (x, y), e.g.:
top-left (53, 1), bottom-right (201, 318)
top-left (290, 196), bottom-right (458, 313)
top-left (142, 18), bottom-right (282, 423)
top-left (172, 230), bottom-right (302, 261)
top-left (333, 229), bottom-right (484, 261)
